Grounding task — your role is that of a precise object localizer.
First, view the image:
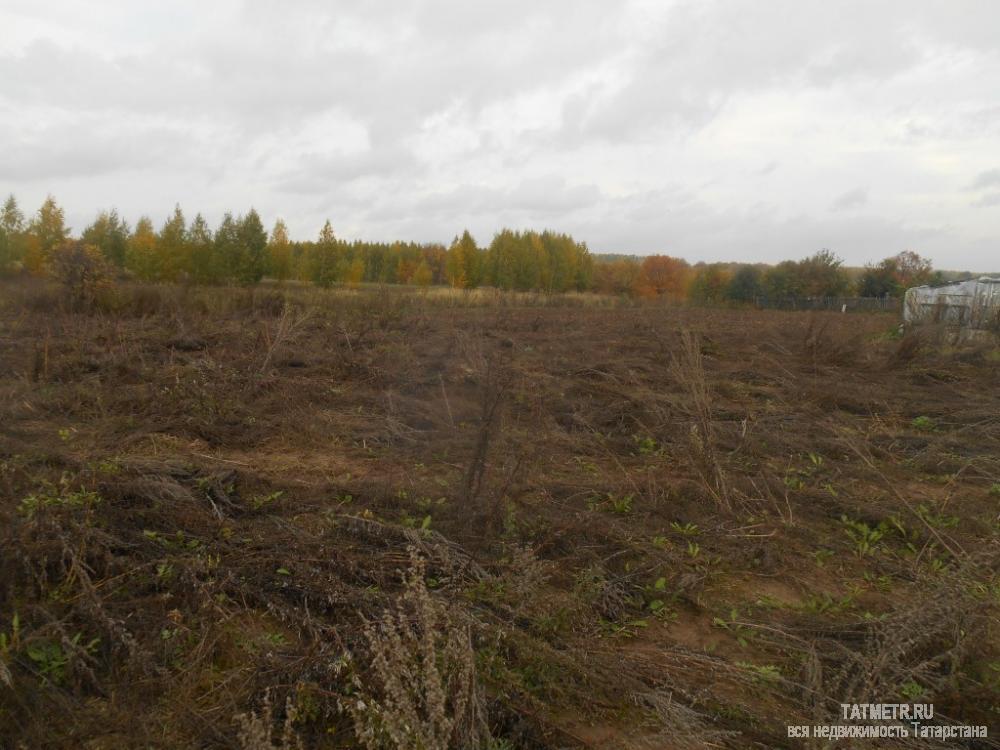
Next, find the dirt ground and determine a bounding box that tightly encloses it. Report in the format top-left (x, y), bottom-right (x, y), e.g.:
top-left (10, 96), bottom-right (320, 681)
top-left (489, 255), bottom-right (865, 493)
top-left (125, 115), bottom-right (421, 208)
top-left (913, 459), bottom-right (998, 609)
top-left (1, 280), bottom-right (998, 749)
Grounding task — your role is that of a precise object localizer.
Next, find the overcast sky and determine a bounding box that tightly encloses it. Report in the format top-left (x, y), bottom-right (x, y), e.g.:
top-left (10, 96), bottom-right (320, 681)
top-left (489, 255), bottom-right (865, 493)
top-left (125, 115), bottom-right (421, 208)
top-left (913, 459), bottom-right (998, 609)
top-left (2, 1), bottom-right (998, 269)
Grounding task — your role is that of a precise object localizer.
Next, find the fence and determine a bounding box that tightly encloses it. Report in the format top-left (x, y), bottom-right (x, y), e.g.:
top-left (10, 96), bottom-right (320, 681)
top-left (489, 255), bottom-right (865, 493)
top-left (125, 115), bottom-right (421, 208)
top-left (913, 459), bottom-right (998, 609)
top-left (752, 296), bottom-right (900, 312)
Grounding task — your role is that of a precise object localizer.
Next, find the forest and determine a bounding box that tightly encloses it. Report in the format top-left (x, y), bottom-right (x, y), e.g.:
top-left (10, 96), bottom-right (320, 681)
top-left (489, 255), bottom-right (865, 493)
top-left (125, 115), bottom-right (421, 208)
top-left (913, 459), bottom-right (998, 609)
top-left (0, 193), bottom-right (942, 301)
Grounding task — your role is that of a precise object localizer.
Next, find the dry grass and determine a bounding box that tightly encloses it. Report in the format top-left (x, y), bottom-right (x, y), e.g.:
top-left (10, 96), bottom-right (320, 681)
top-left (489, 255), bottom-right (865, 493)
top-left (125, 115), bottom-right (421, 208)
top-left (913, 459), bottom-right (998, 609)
top-left (670, 329), bottom-right (731, 511)
top-left (1, 278), bottom-right (998, 748)
top-left (237, 691), bottom-right (305, 750)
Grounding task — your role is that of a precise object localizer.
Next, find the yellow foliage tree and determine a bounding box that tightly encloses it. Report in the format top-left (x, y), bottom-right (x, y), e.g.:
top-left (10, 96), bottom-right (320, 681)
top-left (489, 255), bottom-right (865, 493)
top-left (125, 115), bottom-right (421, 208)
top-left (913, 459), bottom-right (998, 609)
top-left (127, 217), bottom-right (160, 281)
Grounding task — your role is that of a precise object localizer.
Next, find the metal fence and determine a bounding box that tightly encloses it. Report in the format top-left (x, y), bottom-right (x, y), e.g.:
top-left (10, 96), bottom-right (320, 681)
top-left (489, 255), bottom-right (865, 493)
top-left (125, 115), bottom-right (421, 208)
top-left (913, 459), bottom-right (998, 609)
top-left (752, 296), bottom-right (901, 312)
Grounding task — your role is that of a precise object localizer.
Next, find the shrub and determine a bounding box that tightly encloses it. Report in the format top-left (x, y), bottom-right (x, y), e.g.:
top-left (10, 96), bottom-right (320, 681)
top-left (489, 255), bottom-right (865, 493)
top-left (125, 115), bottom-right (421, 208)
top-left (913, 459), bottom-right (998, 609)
top-left (48, 240), bottom-right (114, 311)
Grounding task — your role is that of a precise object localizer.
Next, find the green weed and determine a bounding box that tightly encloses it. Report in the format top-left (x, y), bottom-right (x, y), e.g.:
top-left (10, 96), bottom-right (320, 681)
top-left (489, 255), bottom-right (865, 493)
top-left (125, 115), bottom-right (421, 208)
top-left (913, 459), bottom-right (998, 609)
top-left (250, 490), bottom-right (284, 510)
top-left (737, 662), bottom-right (782, 684)
top-left (18, 488), bottom-right (101, 519)
top-left (670, 521), bottom-right (699, 536)
top-left (27, 633), bottom-right (100, 685)
top-left (713, 608), bottom-right (754, 648)
top-left (840, 515), bottom-right (886, 557)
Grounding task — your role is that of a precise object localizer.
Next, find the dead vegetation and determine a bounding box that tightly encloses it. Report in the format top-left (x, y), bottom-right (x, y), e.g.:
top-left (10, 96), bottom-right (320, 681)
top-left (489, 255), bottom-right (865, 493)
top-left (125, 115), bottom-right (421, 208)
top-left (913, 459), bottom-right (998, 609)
top-left (670, 329), bottom-right (731, 511)
top-left (1, 279), bottom-right (999, 748)
top-left (344, 550), bottom-right (486, 750)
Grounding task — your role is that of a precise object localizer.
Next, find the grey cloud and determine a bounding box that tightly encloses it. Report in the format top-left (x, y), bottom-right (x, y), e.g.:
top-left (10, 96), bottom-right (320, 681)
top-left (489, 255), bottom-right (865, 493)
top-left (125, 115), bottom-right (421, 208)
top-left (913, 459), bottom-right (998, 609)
top-left (971, 169), bottom-right (1000, 190)
top-left (274, 146), bottom-right (423, 194)
top-left (0, 113), bottom-right (202, 181)
top-left (398, 177), bottom-right (603, 221)
top-left (1, 0), bottom-right (999, 270)
top-left (557, 0), bottom-right (934, 143)
top-left (972, 192), bottom-right (1000, 208)
top-left (831, 188), bottom-right (868, 212)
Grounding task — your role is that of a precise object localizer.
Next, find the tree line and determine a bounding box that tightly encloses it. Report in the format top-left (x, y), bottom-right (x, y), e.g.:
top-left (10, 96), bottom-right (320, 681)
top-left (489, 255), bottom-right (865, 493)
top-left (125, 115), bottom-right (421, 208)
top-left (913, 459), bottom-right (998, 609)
top-left (0, 195), bottom-right (593, 292)
top-left (0, 193), bottom-right (941, 299)
top-left (591, 248), bottom-right (940, 303)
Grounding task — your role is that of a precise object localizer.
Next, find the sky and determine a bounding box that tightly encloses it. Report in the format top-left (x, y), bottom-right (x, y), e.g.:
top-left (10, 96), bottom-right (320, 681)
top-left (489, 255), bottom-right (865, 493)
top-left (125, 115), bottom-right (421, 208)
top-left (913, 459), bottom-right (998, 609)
top-left (1, 0), bottom-right (998, 270)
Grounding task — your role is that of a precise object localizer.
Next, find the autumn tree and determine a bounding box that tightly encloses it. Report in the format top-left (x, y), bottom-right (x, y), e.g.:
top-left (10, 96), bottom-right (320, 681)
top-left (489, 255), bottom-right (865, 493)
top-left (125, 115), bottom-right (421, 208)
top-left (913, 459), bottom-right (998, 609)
top-left (158, 204), bottom-right (189, 280)
top-left (267, 219), bottom-right (292, 281)
top-left (445, 230), bottom-right (481, 288)
top-left (422, 243), bottom-right (448, 285)
top-left (81, 209), bottom-right (130, 267)
top-left (795, 249), bottom-right (851, 296)
top-left (187, 213), bottom-right (217, 284)
top-left (688, 263), bottom-right (731, 303)
top-left (857, 260), bottom-right (900, 298)
top-left (213, 213), bottom-right (241, 282)
top-left (857, 250), bottom-right (935, 298)
top-left (1, 195), bottom-right (24, 237)
top-left (512, 231), bottom-right (543, 290)
top-left (762, 260), bottom-right (801, 299)
top-left (412, 259), bottom-right (433, 286)
top-left (485, 229), bottom-right (520, 290)
top-left (573, 243), bottom-right (595, 291)
top-left (344, 257), bottom-right (365, 286)
top-left (308, 221), bottom-right (339, 287)
top-left (537, 231), bottom-right (591, 292)
top-left (395, 248), bottom-right (419, 285)
top-left (25, 195), bottom-right (69, 274)
top-left (235, 209), bottom-right (268, 285)
top-left (593, 258), bottom-right (641, 295)
top-left (127, 217), bottom-right (159, 281)
top-left (0, 194), bottom-right (26, 272)
top-left (888, 250), bottom-right (935, 289)
top-left (634, 255), bottom-right (690, 299)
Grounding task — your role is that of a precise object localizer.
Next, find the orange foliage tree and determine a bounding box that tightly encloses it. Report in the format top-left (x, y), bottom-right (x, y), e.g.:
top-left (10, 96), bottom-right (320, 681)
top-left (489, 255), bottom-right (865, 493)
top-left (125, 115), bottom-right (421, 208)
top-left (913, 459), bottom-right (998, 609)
top-left (633, 255), bottom-right (690, 299)
top-left (593, 258), bottom-right (641, 295)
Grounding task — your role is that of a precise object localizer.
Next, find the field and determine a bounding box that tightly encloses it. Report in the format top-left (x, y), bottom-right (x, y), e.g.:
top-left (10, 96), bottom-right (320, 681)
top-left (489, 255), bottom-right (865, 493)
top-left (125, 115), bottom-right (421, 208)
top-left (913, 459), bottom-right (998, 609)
top-left (1, 280), bottom-right (998, 749)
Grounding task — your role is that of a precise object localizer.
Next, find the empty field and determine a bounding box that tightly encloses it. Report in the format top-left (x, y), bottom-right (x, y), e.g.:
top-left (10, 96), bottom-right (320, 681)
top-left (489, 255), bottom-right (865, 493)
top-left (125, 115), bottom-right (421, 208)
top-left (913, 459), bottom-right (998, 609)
top-left (1, 281), bottom-right (998, 748)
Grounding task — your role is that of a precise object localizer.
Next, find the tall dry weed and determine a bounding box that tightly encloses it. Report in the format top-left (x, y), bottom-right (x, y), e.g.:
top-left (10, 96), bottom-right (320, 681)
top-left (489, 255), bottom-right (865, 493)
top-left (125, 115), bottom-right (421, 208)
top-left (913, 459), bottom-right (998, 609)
top-left (671, 329), bottom-right (731, 510)
top-left (236, 690), bottom-right (304, 750)
top-left (343, 549), bottom-right (486, 750)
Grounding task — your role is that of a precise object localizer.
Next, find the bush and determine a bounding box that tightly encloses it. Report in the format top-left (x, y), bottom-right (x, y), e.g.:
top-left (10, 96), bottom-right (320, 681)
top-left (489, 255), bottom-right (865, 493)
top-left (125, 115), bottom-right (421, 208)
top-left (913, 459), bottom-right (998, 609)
top-left (48, 240), bottom-right (113, 311)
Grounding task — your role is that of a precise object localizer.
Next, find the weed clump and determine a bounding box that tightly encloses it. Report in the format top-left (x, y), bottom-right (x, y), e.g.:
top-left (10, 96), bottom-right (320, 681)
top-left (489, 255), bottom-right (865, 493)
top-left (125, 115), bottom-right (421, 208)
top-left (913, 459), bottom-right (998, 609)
top-left (237, 690), bottom-right (304, 750)
top-left (343, 549), bottom-right (486, 750)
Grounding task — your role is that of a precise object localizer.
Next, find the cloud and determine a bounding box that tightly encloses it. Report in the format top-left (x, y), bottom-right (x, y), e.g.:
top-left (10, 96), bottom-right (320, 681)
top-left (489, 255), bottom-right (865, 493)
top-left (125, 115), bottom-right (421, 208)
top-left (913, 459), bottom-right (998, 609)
top-left (0, 107), bottom-right (205, 181)
top-left (1, 0), bottom-right (999, 269)
top-left (972, 192), bottom-right (1000, 208)
top-left (388, 176), bottom-right (603, 223)
top-left (274, 146), bottom-right (422, 193)
top-left (970, 168), bottom-right (1000, 190)
top-left (830, 188), bottom-right (868, 212)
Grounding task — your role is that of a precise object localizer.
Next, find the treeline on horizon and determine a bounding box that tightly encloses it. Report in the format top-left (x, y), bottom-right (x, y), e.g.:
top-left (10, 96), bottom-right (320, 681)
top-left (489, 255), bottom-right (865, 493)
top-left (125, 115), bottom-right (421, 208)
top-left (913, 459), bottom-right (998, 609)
top-left (0, 193), bottom-right (947, 301)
